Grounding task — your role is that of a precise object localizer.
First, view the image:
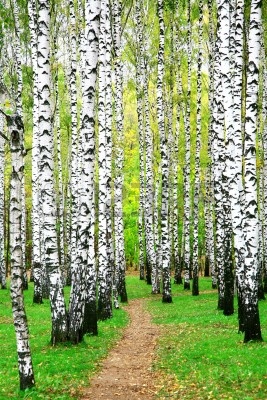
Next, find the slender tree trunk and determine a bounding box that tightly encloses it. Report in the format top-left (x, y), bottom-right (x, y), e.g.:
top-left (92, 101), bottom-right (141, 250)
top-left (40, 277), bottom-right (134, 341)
top-left (206, 0), bottom-right (217, 290)
top-left (79, 0), bottom-right (100, 336)
top-left (68, 0), bottom-right (100, 341)
top-left (12, 0), bottom-right (28, 290)
top-left (219, 0), bottom-right (235, 316)
top-left (113, 0), bottom-right (128, 304)
top-left (262, 65), bottom-right (267, 293)
top-left (173, 43), bottom-right (182, 285)
top-left (67, 0), bottom-right (79, 286)
top-left (54, 70), bottom-right (65, 283)
top-left (166, 16), bottom-right (175, 283)
top-left (242, 0), bottom-right (263, 342)
top-left (0, 114), bottom-right (6, 289)
top-left (258, 161), bottom-right (265, 300)
top-left (104, 0), bottom-right (114, 315)
top-left (28, 0), bottom-right (43, 304)
top-left (183, 0), bottom-right (192, 290)
top-left (97, 0), bottom-right (113, 320)
top-left (144, 72), bottom-right (159, 294)
top-left (135, 0), bottom-right (146, 282)
top-left (37, 0), bottom-right (68, 344)
top-left (212, 12), bottom-right (225, 310)
top-left (157, 0), bottom-right (172, 303)
top-left (192, 0), bottom-right (203, 296)
top-left (8, 113), bottom-right (35, 390)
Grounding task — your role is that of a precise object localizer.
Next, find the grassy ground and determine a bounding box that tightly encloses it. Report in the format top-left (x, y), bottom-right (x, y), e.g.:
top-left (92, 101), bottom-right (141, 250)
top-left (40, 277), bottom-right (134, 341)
top-left (1, 275), bottom-right (267, 399)
top-left (146, 277), bottom-right (267, 400)
top-left (0, 283), bottom-right (129, 399)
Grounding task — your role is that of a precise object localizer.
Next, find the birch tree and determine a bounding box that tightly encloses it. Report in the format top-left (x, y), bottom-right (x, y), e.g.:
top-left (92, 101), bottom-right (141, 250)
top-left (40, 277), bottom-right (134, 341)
top-left (67, 0), bottom-right (79, 286)
top-left (206, 0), bottom-right (217, 289)
top-left (173, 32), bottom-right (183, 286)
top-left (144, 70), bottom-right (159, 294)
top-left (212, 10), bottom-right (226, 310)
top-left (68, 0), bottom-right (101, 341)
top-left (183, 0), bottom-right (192, 290)
top-left (135, 0), bottom-right (146, 281)
top-left (7, 112), bottom-right (35, 390)
top-left (192, 0), bottom-right (203, 296)
top-left (157, 0), bottom-right (172, 303)
top-left (97, 0), bottom-right (113, 320)
top-left (28, 0), bottom-right (43, 303)
top-left (11, 0), bottom-right (28, 290)
top-left (80, 0), bottom-right (100, 336)
top-left (113, 0), bottom-right (128, 304)
top-left (37, 0), bottom-right (68, 344)
top-left (219, 0), bottom-right (235, 316)
top-left (0, 113), bottom-right (6, 289)
top-left (262, 65), bottom-right (267, 293)
top-left (242, 0), bottom-right (263, 342)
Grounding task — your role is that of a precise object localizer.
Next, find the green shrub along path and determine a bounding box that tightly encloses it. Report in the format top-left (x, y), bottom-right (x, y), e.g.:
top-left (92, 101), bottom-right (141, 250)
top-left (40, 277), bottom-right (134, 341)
top-left (0, 275), bottom-right (267, 399)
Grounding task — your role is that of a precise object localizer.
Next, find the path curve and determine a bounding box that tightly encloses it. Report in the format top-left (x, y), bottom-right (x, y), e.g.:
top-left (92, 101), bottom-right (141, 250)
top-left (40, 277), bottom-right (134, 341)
top-left (81, 298), bottom-right (160, 400)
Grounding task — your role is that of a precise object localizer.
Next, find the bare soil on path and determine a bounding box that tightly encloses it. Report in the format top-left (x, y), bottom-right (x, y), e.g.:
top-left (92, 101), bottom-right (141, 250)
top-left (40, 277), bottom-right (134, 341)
top-left (81, 298), bottom-right (160, 400)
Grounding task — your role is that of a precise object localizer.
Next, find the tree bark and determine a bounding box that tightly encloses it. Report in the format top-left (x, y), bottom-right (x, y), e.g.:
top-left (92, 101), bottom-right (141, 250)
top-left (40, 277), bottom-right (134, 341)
top-left (8, 113), bottom-right (35, 390)
top-left (37, 0), bottom-right (68, 344)
top-left (157, 0), bottom-right (172, 303)
top-left (242, 0), bottom-right (263, 342)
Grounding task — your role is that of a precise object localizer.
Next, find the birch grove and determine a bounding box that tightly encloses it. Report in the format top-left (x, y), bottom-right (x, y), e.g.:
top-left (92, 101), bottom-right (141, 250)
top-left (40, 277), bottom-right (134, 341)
top-left (1, 0), bottom-right (267, 390)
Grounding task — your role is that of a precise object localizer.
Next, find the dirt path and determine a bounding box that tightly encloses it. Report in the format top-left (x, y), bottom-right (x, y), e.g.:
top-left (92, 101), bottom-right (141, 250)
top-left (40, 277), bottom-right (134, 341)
top-left (81, 298), bottom-right (160, 400)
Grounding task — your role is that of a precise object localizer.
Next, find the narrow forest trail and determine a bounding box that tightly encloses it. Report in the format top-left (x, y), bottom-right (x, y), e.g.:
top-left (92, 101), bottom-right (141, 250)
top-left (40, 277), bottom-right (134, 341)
top-left (80, 298), bottom-right (160, 400)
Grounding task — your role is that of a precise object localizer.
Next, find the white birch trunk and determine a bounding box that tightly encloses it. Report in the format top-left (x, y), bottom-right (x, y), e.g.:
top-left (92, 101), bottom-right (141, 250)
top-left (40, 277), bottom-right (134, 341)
top-left (97, 0), bottom-right (113, 320)
top-left (219, 0), bottom-right (235, 316)
top-left (68, 0), bottom-right (100, 341)
top-left (183, 0), bottom-right (192, 290)
top-left (173, 46), bottom-right (182, 285)
top-left (212, 14), bottom-right (226, 310)
top-left (12, 0), bottom-right (28, 290)
top-left (135, 0), bottom-right (146, 281)
top-left (8, 113), bottom-right (35, 390)
top-left (0, 114), bottom-right (6, 289)
top-left (144, 71), bottom-right (159, 294)
top-left (113, 0), bottom-right (128, 305)
top-left (157, 0), bottom-right (172, 303)
top-left (82, 0), bottom-right (100, 337)
top-left (242, 0), bottom-right (262, 342)
top-left (54, 72), bottom-right (65, 280)
top-left (206, 0), bottom-right (217, 289)
top-left (262, 66), bottom-right (267, 293)
top-left (28, 0), bottom-right (43, 303)
top-left (68, 0), bottom-right (79, 286)
top-left (37, 0), bottom-right (68, 344)
top-left (192, 0), bottom-right (203, 296)
top-left (104, 0), bottom-right (114, 313)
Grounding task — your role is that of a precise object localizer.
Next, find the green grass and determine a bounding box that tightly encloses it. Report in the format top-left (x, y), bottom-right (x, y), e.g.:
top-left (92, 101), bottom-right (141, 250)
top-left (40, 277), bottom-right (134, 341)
top-left (1, 275), bottom-right (267, 399)
top-left (145, 277), bottom-right (267, 400)
top-left (0, 283), bottom-right (128, 399)
top-left (124, 272), bottom-right (154, 299)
